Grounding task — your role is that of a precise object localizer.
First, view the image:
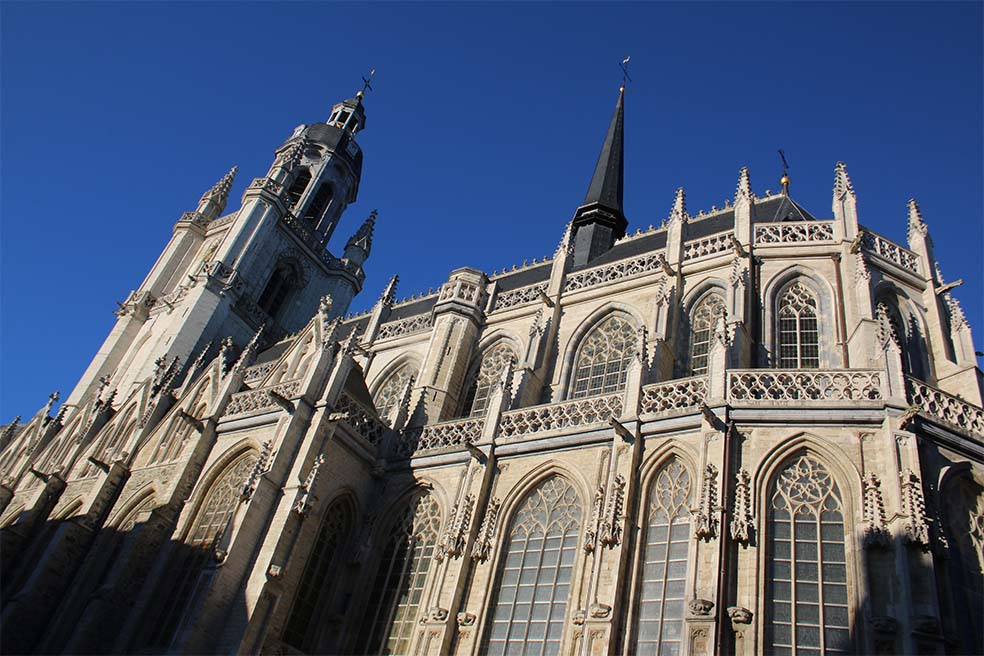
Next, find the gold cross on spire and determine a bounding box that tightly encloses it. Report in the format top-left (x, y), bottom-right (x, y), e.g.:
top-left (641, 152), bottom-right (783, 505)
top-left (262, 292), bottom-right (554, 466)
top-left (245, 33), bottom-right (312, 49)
top-left (357, 68), bottom-right (376, 99)
top-left (619, 56), bottom-right (632, 91)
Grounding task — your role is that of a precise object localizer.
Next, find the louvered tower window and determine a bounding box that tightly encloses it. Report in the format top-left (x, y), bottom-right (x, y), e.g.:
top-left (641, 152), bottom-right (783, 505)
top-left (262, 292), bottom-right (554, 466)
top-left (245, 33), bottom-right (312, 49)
top-left (258, 264), bottom-right (298, 320)
top-left (765, 456), bottom-right (850, 655)
top-left (778, 283), bottom-right (820, 369)
top-left (357, 494), bottom-right (442, 655)
top-left (463, 343), bottom-right (516, 416)
top-left (481, 476), bottom-right (583, 656)
top-left (151, 452), bottom-right (257, 647)
top-left (283, 499), bottom-right (354, 651)
top-left (571, 315), bottom-right (636, 399)
top-left (373, 364), bottom-right (416, 424)
top-left (631, 459), bottom-right (691, 655)
top-left (688, 294), bottom-right (725, 376)
top-left (303, 183), bottom-right (333, 226)
top-left (286, 169), bottom-right (312, 210)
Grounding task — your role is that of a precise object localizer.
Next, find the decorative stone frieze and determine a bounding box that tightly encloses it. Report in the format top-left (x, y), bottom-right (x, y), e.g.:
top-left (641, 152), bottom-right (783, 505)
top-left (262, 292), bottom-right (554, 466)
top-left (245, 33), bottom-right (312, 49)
top-left (563, 253), bottom-right (664, 293)
top-left (493, 283), bottom-right (548, 312)
top-left (905, 376), bottom-right (984, 436)
top-left (754, 221), bottom-right (834, 244)
top-left (377, 313), bottom-right (433, 340)
top-left (334, 393), bottom-right (387, 447)
top-left (395, 417), bottom-right (482, 458)
top-left (223, 380), bottom-right (303, 417)
top-left (860, 231), bottom-right (920, 274)
top-left (640, 376), bottom-right (708, 415)
top-left (683, 230), bottom-right (732, 261)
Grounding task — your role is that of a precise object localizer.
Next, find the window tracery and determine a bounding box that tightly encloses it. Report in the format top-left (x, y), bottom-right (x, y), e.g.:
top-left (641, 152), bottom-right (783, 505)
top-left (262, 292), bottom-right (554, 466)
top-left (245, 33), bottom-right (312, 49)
top-left (482, 476), bottom-right (583, 656)
top-left (357, 494), bottom-right (442, 655)
top-left (151, 451), bottom-right (257, 647)
top-left (688, 294), bottom-right (726, 376)
top-left (571, 315), bottom-right (637, 399)
top-left (778, 283), bottom-right (820, 369)
top-left (940, 477), bottom-right (984, 654)
top-left (765, 455), bottom-right (850, 655)
top-left (631, 459), bottom-right (691, 655)
top-left (373, 364), bottom-right (416, 423)
top-left (283, 499), bottom-right (354, 651)
top-left (464, 343), bottom-right (516, 416)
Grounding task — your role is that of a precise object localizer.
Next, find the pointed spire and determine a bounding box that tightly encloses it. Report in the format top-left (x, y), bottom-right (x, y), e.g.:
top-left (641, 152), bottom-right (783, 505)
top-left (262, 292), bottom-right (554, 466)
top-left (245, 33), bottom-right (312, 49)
top-left (380, 275), bottom-right (399, 308)
top-left (344, 210), bottom-right (377, 266)
top-left (232, 325), bottom-right (265, 375)
top-left (833, 161), bottom-right (855, 200)
top-left (907, 198), bottom-right (928, 243)
top-left (578, 87), bottom-right (625, 220)
top-left (197, 166), bottom-right (238, 220)
top-left (669, 187), bottom-right (689, 224)
top-left (735, 167), bottom-right (753, 204)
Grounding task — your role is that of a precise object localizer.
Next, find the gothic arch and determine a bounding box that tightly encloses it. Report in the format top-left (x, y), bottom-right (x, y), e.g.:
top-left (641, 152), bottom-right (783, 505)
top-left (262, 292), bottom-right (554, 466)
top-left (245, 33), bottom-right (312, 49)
top-left (460, 338), bottom-right (520, 416)
top-left (179, 442), bottom-right (259, 541)
top-left (680, 277), bottom-right (729, 314)
top-left (762, 265), bottom-right (839, 368)
top-left (110, 487), bottom-right (157, 529)
top-left (476, 468), bottom-right (588, 655)
top-left (638, 441), bottom-right (700, 493)
top-left (872, 282), bottom-right (933, 380)
top-left (560, 306), bottom-right (642, 400)
top-left (368, 354), bottom-right (422, 396)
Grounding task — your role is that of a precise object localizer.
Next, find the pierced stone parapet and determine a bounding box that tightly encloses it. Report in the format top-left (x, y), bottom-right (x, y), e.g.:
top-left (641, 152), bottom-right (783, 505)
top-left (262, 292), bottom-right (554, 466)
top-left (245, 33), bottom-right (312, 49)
top-left (860, 230), bottom-right (920, 275)
top-left (242, 361), bottom-right (277, 386)
top-left (377, 313), bottom-right (433, 340)
top-left (564, 253), bottom-right (664, 293)
top-left (334, 392), bottom-right (387, 447)
top-left (728, 370), bottom-right (883, 402)
top-left (395, 416), bottom-right (484, 458)
top-left (493, 282), bottom-right (548, 312)
top-left (223, 379), bottom-right (303, 417)
top-left (641, 376), bottom-right (708, 415)
top-left (754, 221), bottom-right (834, 245)
top-left (905, 376), bottom-right (984, 437)
top-left (499, 394), bottom-right (623, 438)
top-left (683, 230), bottom-right (732, 261)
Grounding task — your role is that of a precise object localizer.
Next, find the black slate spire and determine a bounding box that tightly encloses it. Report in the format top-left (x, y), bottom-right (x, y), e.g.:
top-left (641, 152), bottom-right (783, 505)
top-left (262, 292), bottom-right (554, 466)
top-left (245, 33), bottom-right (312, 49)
top-left (571, 87), bottom-right (628, 268)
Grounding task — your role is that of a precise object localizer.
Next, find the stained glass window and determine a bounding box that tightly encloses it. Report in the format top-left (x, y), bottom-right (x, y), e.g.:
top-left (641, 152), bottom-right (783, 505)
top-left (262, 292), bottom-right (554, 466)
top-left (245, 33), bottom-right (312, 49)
top-left (765, 455), bottom-right (850, 655)
top-left (151, 451), bottom-right (257, 647)
top-left (373, 364), bottom-right (416, 424)
top-left (778, 283), bottom-right (820, 369)
top-left (464, 343), bottom-right (516, 416)
top-left (283, 499), bottom-right (354, 651)
top-left (357, 494), bottom-right (442, 655)
top-left (571, 315), bottom-right (637, 399)
top-left (631, 459), bottom-right (691, 655)
top-left (688, 295), bottom-right (725, 376)
top-left (482, 476), bottom-right (583, 656)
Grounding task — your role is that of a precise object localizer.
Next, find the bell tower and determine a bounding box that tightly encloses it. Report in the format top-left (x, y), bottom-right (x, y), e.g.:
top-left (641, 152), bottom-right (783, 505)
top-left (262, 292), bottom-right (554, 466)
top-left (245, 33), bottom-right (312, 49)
top-left (66, 83), bottom-right (376, 408)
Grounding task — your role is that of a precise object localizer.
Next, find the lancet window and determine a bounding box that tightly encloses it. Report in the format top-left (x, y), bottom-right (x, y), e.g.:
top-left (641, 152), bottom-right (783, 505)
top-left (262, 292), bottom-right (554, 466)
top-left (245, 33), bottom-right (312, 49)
top-left (765, 455), bottom-right (850, 655)
top-left (303, 183), bottom-right (333, 226)
top-left (481, 476), bottom-right (583, 656)
top-left (258, 263), bottom-right (298, 320)
top-left (631, 459), bottom-right (691, 655)
top-left (688, 294), bottom-right (726, 376)
top-left (286, 169), bottom-right (312, 210)
top-left (570, 315), bottom-right (637, 399)
top-left (373, 364), bottom-right (416, 424)
top-left (150, 451), bottom-right (257, 647)
top-left (940, 477), bottom-right (984, 654)
top-left (283, 499), bottom-right (354, 652)
top-left (357, 494), bottom-right (442, 655)
top-left (777, 283), bottom-right (820, 369)
top-left (463, 343), bottom-right (516, 416)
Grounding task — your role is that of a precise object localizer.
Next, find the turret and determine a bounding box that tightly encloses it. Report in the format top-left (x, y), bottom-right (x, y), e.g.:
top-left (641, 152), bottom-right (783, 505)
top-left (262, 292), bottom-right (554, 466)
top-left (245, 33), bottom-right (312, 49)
top-left (196, 166), bottom-right (237, 222)
top-left (343, 210), bottom-right (376, 268)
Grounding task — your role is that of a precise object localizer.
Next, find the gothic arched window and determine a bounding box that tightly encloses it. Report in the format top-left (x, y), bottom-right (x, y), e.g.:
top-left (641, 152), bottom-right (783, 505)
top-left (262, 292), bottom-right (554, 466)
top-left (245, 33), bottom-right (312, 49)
top-left (688, 294), bottom-right (725, 376)
top-left (258, 263), bottom-right (298, 320)
top-left (482, 476), bottom-right (582, 656)
top-left (631, 459), bottom-right (691, 654)
top-left (463, 343), bottom-right (516, 416)
top-left (777, 283), bottom-right (820, 369)
top-left (151, 451), bottom-right (257, 647)
top-left (875, 298), bottom-right (927, 379)
top-left (283, 499), bottom-right (355, 652)
top-left (765, 455), bottom-right (850, 655)
top-left (939, 477), bottom-right (984, 654)
top-left (357, 494), bottom-right (442, 655)
top-left (303, 183), bottom-right (333, 226)
top-left (286, 169), bottom-right (312, 210)
top-left (571, 315), bottom-right (637, 399)
top-left (373, 364), bottom-right (416, 424)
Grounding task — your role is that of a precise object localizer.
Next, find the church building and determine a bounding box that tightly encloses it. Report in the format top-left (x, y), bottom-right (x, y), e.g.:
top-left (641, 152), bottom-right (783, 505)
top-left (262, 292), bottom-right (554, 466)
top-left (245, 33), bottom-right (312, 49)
top-left (1, 80), bottom-right (982, 656)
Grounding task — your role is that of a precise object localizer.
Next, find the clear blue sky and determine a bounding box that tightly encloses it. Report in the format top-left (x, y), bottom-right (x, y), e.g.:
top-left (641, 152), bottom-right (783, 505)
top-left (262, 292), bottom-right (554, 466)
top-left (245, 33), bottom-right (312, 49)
top-left (2, 2), bottom-right (981, 419)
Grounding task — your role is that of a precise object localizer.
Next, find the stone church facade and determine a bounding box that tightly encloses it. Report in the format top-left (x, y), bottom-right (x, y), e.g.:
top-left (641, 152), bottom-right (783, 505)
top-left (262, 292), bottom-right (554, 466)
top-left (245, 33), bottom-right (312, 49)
top-left (1, 84), bottom-right (982, 656)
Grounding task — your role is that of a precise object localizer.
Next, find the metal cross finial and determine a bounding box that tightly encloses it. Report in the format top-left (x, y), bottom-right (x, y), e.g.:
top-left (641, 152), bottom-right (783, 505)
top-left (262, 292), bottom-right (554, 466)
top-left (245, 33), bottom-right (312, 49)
top-left (358, 68), bottom-right (376, 98)
top-left (619, 56), bottom-right (632, 90)
top-left (778, 149), bottom-right (791, 194)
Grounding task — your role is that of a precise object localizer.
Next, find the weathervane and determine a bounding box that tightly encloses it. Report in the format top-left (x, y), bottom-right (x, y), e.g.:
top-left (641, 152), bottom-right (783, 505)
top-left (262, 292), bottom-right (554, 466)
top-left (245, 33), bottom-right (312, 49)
top-left (357, 68), bottom-right (376, 99)
top-left (619, 56), bottom-right (632, 91)
top-left (778, 149), bottom-right (791, 194)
